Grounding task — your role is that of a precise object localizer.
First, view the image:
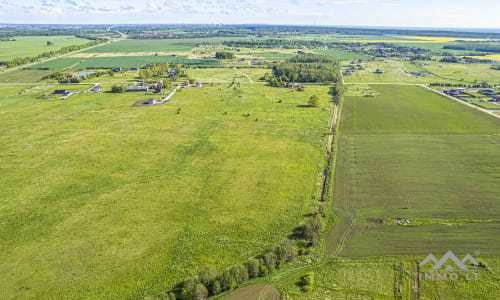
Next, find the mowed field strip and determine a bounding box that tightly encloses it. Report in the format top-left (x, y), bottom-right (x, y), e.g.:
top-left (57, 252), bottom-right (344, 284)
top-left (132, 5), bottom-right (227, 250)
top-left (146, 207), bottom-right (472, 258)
top-left (0, 83), bottom-right (332, 299)
top-left (326, 85), bottom-right (500, 258)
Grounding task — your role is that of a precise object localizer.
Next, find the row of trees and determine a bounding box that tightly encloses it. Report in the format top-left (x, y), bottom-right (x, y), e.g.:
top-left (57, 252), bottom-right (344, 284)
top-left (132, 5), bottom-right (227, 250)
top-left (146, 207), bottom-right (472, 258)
top-left (161, 213), bottom-right (325, 300)
top-left (443, 44), bottom-right (500, 53)
top-left (1, 38), bottom-right (107, 68)
top-left (429, 82), bottom-right (495, 88)
top-left (215, 51), bottom-right (235, 59)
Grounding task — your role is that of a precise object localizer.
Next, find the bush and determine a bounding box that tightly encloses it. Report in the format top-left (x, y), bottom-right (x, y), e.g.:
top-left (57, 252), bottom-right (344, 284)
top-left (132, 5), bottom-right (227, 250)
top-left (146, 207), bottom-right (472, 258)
top-left (300, 272), bottom-right (315, 292)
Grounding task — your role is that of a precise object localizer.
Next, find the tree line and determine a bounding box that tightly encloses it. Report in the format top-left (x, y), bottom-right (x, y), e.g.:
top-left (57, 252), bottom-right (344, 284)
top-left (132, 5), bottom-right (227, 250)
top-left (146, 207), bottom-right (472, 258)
top-left (160, 213), bottom-right (325, 300)
top-left (443, 44), bottom-right (500, 53)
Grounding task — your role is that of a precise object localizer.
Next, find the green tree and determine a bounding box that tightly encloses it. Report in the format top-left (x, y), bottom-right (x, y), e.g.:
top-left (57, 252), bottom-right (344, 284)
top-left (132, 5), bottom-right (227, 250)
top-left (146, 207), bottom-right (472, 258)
top-left (193, 283), bottom-right (208, 300)
top-left (199, 267), bottom-right (216, 287)
top-left (46, 41), bottom-right (54, 46)
top-left (308, 95), bottom-right (319, 107)
top-left (301, 272), bottom-right (315, 292)
top-left (245, 258), bottom-right (260, 278)
top-left (279, 239), bottom-right (296, 263)
top-left (220, 269), bottom-right (236, 291)
top-left (111, 85), bottom-right (124, 93)
top-left (211, 280), bottom-right (221, 295)
top-left (263, 250), bottom-right (278, 273)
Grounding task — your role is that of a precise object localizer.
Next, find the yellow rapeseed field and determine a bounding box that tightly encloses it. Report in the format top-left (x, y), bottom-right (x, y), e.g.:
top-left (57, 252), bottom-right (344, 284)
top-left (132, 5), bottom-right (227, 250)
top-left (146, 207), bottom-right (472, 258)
top-left (402, 36), bottom-right (488, 42)
top-left (469, 54), bottom-right (500, 59)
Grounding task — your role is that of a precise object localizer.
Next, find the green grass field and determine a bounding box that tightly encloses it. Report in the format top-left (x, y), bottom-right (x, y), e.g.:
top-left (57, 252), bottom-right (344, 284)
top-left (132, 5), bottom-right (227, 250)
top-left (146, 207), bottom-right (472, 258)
top-left (189, 68), bottom-right (268, 83)
top-left (0, 36), bottom-right (89, 61)
top-left (82, 38), bottom-right (247, 54)
top-left (0, 83), bottom-right (332, 299)
top-left (314, 49), bottom-right (372, 61)
top-left (70, 56), bottom-right (221, 69)
top-left (0, 69), bottom-right (52, 83)
top-left (30, 57), bottom-right (86, 70)
top-left (271, 255), bottom-right (500, 299)
top-left (415, 61), bottom-right (500, 85)
top-left (343, 59), bottom-right (431, 83)
top-left (326, 85), bottom-right (500, 258)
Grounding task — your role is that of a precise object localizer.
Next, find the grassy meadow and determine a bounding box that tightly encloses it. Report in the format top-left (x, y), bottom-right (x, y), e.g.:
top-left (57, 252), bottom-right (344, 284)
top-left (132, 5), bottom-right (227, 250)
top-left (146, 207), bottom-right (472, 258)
top-left (0, 69), bottom-right (53, 83)
top-left (0, 36), bottom-right (89, 61)
top-left (326, 85), bottom-right (500, 258)
top-left (0, 82), bottom-right (333, 299)
top-left (314, 49), bottom-right (372, 61)
top-left (343, 59), bottom-right (431, 83)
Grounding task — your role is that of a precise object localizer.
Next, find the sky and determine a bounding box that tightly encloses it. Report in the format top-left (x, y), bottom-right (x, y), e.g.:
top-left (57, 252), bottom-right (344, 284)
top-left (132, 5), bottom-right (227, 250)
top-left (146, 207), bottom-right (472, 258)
top-left (1, 0), bottom-right (499, 29)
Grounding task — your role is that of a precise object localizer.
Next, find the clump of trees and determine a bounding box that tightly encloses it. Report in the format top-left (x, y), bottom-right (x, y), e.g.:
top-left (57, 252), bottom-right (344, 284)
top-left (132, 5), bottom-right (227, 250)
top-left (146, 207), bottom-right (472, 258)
top-left (308, 95), bottom-right (319, 107)
top-left (269, 54), bottom-right (341, 85)
top-left (300, 272), bottom-right (315, 292)
top-left (111, 85), bottom-right (124, 93)
top-left (161, 214), bottom-right (325, 300)
top-left (215, 51), bottom-right (235, 59)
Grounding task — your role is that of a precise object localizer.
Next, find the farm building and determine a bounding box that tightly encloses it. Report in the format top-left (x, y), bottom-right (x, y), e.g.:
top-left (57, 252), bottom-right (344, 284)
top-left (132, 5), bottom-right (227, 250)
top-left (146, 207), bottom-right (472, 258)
top-left (182, 81), bottom-right (190, 87)
top-left (195, 81), bottom-right (203, 87)
top-left (286, 82), bottom-right (302, 89)
top-left (91, 86), bottom-right (102, 93)
top-left (410, 71), bottom-right (423, 76)
top-left (143, 98), bottom-right (156, 105)
top-left (77, 71), bottom-right (96, 78)
top-left (343, 71), bottom-right (353, 76)
top-left (126, 85), bottom-right (148, 92)
top-left (130, 67), bottom-right (139, 71)
top-left (443, 88), bottom-right (465, 96)
top-left (54, 89), bottom-right (75, 95)
top-left (492, 96), bottom-right (499, 102)
top-left (479, 89), bottom-right (496, 96)
top-left (112, 67), bottom-right (122, 72)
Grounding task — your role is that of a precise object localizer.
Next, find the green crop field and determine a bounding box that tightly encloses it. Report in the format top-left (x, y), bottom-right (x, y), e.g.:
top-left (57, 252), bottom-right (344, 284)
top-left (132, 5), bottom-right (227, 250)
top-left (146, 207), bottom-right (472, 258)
top-left (0, 36), bottom-right (89, 61)
top-left (326, 85), bottom-right (500, 258)
top-left (82, 38), bottom-right (247, 54)
top-left (0, 83), bottom-right (332, 299)
top-left (0, 69), bottom-right (52, 83)
top-left (31, 57), bottom-right (86, 70)
top-left (71, 56), bottom-right (221, 69)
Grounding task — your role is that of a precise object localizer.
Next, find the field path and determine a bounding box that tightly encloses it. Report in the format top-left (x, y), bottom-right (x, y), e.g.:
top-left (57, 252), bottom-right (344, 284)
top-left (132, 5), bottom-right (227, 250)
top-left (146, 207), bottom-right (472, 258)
top-left (233, 67), bottom-right (254, 83)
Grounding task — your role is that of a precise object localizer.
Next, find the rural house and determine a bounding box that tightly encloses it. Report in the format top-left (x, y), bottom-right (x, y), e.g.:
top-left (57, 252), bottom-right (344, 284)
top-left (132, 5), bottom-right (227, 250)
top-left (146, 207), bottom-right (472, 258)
top-left (126, 85), bottom-right (148, 92)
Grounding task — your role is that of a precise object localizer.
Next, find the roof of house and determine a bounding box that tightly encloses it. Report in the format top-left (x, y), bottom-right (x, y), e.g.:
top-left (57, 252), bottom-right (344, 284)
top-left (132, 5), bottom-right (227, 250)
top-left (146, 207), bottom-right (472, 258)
top-left (126, 86), bottom-right (148, 91)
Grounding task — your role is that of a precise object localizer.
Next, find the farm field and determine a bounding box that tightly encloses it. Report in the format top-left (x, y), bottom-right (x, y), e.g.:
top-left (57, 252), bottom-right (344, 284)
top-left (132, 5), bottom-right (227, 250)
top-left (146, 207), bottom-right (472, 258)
top-left (0, 36), bottom-right (89, 61)
top-left (30, 57), bottom-right (86, 70)
top-left (415, 61), bottom-right (500, 84)
top-left (326, 85), bottom-right (500, 258)
top-left (82, 37), bottom-right (248, 54)
top-left (343, 60), bottom-right (431, 83)
top-left (269, 255), bottom-right (500, 299)
top-left (189, 68), bottom-right (268, 83)
top-left (71, 56), bottom-right (221, 69)
top-left (0, 82), bottom-right (332, 299)
top-left (314, 49), bottom-right (372, 61)
top-left (0, 69), bottom-right (52, 83)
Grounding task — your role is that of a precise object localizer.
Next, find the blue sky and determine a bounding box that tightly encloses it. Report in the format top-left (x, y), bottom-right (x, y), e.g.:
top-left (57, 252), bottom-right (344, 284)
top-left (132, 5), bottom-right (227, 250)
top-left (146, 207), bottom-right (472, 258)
top-left (1, 0), bottom-right (499, 28)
